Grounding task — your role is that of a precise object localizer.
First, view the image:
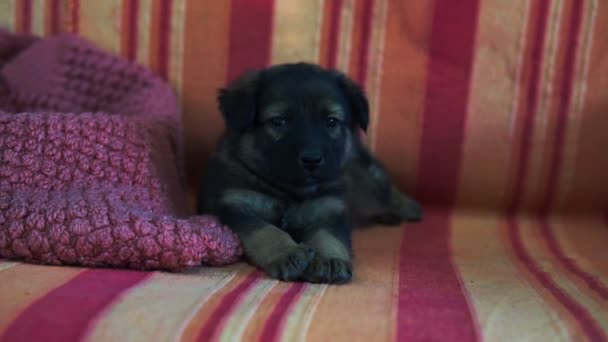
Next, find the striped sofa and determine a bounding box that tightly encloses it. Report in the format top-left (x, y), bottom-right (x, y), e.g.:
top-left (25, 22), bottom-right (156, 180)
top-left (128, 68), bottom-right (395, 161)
top-left (1, 0), bottom-right (607, 341)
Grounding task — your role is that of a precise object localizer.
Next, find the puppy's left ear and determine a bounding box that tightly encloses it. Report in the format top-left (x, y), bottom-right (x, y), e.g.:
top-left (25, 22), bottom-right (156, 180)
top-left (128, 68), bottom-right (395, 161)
top-left (331, 71), bottom-right (369, 132)
top-left (217, 70), bottom-right (261, 132)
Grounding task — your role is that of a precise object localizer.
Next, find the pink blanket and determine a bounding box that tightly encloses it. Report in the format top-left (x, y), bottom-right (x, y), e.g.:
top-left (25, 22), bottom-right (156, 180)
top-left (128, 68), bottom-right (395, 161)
top-left (0, 31), bottom-right (241, 270)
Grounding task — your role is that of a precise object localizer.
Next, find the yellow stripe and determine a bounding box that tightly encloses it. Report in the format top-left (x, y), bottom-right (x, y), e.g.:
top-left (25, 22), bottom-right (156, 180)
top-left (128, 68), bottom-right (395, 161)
top-left (137, 0), bottom-right (153, 67)
top-left (78, 0), bottom-right (123, 54)
top-left (169, 0), bottom-right (185, 98)
top-left (0, 0), bottom-right (16, 30)
top-left (366, 0), bottom-right (388, 150)
top-left (336, 0), bottom-right (355, 72)
top-left (271, 0), bottom-right (324, 64)
top-left (0, 261), bottom-right (19, 272)
top-left (452, 213), bottom-right (569, 340)
top-left (31, 0), bottom-right (46, 35)
top-left (85, 266), bottom-right (237, 342)
top-left (280, 284), bottom-right (327, 342)
top-left (219, 279), bottom-right (277, 341)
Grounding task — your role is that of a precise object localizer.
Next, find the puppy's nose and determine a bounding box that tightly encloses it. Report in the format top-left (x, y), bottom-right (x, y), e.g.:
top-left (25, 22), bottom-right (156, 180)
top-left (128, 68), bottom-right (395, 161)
top-left (299, 151), bottom-right (324, 169)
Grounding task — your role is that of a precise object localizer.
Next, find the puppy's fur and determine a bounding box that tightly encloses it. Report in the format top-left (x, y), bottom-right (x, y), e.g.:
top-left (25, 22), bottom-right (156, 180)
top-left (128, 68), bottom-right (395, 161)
top-left (198, 63), bottom-right (421, 284)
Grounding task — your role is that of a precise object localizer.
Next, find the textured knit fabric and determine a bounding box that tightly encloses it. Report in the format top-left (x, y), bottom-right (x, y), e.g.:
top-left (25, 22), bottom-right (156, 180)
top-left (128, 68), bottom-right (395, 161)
top-left (1, 1), bottom-right (608, 342)
top-left (0, 30), bottom-right (241, 270)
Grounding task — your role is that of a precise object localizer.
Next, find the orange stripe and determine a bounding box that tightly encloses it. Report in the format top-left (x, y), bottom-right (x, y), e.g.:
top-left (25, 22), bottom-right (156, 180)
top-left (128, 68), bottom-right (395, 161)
top-left (373, 0), bottom-right (432, 191)
top-left (306, 227), bottom-right (402, 341)
top-left (180, 0), bottom-right (231, 212)
top-left (456, 0), bottom-right (531, 210)
top-left (0, 265), bottom-right (82, 336)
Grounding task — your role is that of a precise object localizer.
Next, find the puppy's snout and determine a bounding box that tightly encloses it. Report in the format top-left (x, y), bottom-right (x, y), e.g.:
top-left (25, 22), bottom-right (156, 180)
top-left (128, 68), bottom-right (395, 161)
top-left (299, 151), bottom-right (324, 169)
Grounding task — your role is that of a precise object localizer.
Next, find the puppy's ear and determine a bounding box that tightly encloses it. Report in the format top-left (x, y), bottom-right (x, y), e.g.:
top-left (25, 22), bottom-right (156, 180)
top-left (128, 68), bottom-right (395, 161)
top-left (217, 70), bottom-right (261, 132)
top-left (331, 71), bottom-right (369, 132)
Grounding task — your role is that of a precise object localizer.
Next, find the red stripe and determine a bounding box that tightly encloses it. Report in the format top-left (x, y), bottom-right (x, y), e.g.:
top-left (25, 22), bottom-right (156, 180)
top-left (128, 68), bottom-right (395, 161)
top-left (156, 0), bottom-right (172, 80)
top-left (397, 211), bottom-right (478, 340)
top-left (539, 0), bottom-right (584, 215)
top-left (70, 0), bottom-right (79, 34)
top-left (537, 0), bottom-right (608, 306)
top-left (259, 283), bottom-right (307, 342)
top-left (126, 0), bottom-right (140, 61)
top-left (326, 0), bottom-right (343, 69)
top-left (20, 0), bottom-right (33, 33)
top-left (1, 269), bottom-right (150, 342)
top-left (226, 0), bottom-right (275, 82)
top-left (49, 0), bottom-right (61, 35)
top-left (506, 1), bottom-right (607, 339)
top-left (398, 0), bottom-right (480, 339)
top-left (413, 0), bottom-right (480, 207)
top-left (355, 0), bottom-right (373, 87)
top-left (196, 271), bottom-right (262, 341)
top-left (507, 0), bottom-right (551, 214)
top-left (508, 219), bottom-right (606, 340)
top-left (541, 221), bottom-right (608, 300)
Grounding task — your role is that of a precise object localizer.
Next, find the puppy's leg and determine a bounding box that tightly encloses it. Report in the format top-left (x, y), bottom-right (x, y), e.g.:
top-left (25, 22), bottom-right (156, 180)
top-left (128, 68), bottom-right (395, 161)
top-left (218, 189), bottom-right (315, 281)
top-left (346, 149), bottom-right (422, 225)
top-left (284, 197), bottom-right (353, 284)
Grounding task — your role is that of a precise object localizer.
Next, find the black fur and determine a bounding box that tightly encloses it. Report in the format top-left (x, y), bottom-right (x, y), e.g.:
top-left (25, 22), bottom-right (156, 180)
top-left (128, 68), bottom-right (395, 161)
top-left (198, 63), bottom-right (421, 284)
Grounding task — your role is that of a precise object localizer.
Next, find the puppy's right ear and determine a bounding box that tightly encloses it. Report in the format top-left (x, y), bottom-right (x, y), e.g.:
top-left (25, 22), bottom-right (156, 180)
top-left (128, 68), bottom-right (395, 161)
top-left (217, 70), bottom-right (261, 132)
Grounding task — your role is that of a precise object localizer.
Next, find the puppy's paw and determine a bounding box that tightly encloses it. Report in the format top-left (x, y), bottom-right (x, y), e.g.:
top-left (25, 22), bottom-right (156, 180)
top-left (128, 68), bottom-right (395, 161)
top-left (301, 257), bottom-right (353, 284)
top-left (263, 244), bottom-right (316, 281)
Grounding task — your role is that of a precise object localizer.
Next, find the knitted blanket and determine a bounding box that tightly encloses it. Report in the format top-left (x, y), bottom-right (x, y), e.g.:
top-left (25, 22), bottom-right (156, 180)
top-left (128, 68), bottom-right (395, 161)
top-left (0, 30), bottom-right (241, 270)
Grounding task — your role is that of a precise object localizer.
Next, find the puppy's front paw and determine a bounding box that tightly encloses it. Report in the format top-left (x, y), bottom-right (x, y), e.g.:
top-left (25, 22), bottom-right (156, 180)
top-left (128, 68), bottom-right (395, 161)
top-left (302, 257), bottom-right (353, 284)
top-left (263, 244), bottom-right (316, 281)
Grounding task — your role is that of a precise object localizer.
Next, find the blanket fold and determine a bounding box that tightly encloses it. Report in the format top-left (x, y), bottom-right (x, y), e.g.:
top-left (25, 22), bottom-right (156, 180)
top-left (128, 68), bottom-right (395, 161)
top-left (0, 30), bottom-right (242, 270)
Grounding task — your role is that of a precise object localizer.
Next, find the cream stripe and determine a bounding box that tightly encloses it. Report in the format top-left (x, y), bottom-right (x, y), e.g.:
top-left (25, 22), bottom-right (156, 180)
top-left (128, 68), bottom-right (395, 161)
top-left (521, 0), bottom-right (565, 208)
top-left (137, 0), bottom-right (152, 67)
top-left (85, 267), bottom-right (238, 342)
top-left (169, 0), bottom-right (185, 102)
top-left (555, 0), bottom-right (599, 209)
top-left (367, 0), bottom-right (388, 150)
top-left (288, 284), bottom-right (328, 342)
top-left (271, 0), bottom-right (324, 64)
top-left (452, 214), bottom-right (570, 341)
top-left (0, 261), bottom-right (19, 272)
top-left (219, 279), bottom-right (277, 342)
top-left (534, 0), bottom-right (564, 142)
top-left (0, 0), bottom-right (16, 30)
top-left (313, 0), bottom-right (324, 62)
top-left (31, 0), bottom-right (45, 35)
top-left (336, 0), bottom-right (355, 72)
top-left (509, 0), bottom-right (532, 137)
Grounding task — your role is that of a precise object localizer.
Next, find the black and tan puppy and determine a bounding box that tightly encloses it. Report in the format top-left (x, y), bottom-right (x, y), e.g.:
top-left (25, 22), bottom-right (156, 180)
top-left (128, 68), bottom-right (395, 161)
top-left (198, 63), bottom-right (421, 284)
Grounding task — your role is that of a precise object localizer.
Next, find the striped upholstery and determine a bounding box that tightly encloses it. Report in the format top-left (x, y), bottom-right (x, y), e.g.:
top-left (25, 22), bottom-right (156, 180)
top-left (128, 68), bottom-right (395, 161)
top-left (1, 1), bottom-right (607, 341)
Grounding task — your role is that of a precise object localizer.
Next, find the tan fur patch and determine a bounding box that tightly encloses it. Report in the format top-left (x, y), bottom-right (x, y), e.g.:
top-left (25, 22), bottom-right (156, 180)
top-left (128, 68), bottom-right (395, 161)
top-left (243, 225), bottom-right (297, 266)
top-left (306, 229), bottom-right (350, 260)
top-left (220, 189), bottom-right (281, 222)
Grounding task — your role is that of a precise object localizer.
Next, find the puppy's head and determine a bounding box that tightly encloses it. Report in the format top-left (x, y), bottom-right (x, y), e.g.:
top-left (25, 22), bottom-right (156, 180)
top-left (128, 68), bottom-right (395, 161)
top-left (218, 63), bottom-right (369, 189)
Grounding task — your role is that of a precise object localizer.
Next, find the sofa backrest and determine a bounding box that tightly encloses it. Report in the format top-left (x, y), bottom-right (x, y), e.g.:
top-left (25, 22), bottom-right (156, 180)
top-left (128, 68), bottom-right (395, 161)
top-left (1, 0), bottom-right (606, 214)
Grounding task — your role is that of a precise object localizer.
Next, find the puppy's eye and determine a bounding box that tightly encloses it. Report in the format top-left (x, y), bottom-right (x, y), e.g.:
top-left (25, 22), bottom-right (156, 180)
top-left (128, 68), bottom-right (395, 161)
top-left (325, 117), bottom-right (339, 128)
top-left (269, 117), bottom-right (288, 128)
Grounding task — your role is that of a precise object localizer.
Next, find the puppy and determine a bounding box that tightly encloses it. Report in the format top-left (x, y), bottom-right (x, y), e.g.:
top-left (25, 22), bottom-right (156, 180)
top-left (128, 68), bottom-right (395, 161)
top-left (198, 63), bottom-right (421, 284)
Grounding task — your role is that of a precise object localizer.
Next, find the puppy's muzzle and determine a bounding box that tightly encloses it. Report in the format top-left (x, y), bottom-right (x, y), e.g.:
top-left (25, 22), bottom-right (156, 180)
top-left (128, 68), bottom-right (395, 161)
top-left (299, 150), bottom-right (324, 170)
